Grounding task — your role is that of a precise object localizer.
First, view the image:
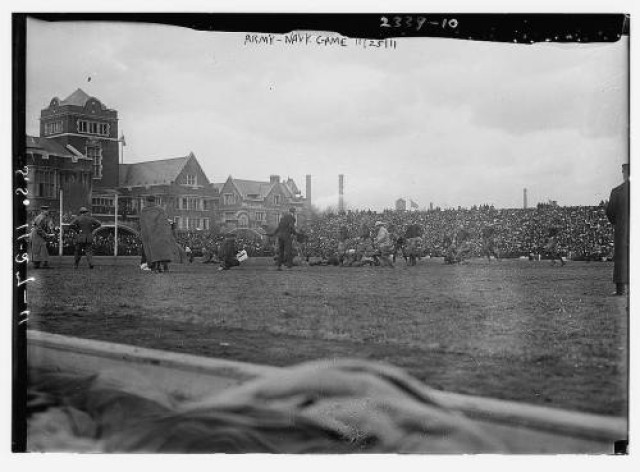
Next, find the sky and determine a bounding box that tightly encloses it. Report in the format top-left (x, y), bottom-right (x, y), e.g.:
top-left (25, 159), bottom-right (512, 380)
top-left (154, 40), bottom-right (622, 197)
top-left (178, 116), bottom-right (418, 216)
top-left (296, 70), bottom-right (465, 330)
top-left (25, 17), bottom-right (629, 211)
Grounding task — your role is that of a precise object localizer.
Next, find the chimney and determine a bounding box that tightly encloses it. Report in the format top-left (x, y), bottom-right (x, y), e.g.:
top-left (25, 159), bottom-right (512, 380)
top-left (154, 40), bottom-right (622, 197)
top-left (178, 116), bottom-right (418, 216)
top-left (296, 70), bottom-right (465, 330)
top-left (523, 188), bottom-right (528, 209)
top-left (338, 174), bottom-right (344, 212)
top-left (305, 174), bottom-right (312, 208)
top-left (270, 175), bottom-right (280, 185)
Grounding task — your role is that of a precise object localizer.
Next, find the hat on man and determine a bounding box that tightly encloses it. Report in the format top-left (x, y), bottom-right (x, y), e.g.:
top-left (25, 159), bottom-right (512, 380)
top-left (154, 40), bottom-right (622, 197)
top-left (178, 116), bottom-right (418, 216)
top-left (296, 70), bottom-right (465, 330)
top-left (375, 221), bottom-right (385, 226)
top-left (78, 207), bottom-right (89, 213)
top-left (41, 205), bottom-right (49, 211)
top-left (289, 207), bottom-right (296, 213)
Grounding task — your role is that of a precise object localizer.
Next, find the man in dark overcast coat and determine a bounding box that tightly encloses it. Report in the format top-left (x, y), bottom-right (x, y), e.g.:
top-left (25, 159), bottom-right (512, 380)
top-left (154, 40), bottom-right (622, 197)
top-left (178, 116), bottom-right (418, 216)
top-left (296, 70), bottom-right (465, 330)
top-left (606, 163), bottom-right (630, 296)
top-left (140, 195), bottom-right (175, 273)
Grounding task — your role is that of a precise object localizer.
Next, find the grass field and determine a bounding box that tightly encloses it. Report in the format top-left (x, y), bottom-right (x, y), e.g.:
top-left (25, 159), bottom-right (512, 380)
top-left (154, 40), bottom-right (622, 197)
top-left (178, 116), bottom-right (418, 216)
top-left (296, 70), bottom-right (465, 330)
top-left (27, 255), bottom-right (628, 416)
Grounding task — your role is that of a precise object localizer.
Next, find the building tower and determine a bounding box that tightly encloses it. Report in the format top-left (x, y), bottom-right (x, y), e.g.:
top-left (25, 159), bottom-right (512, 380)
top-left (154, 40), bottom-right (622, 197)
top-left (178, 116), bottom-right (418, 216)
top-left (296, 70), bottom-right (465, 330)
top-left (306, 174), bottom-right (312, 209)
top-left (40, 88), bottom-right (120, 189)
top-left (338, 174), bottom-right (344, 212)
top-left (523, 188), bottom-right (528, 209)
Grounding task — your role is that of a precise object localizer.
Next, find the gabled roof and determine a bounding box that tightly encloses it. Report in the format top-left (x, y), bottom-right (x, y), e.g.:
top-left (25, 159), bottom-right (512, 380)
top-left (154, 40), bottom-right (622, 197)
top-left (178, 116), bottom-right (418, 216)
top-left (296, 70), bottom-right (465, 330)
top-left (231, 179), bottom-right (274, 199)
top-left (285, 177), bottom-right (300, 195)
top-left (119, 156), bottom-right (190, 187)
top-left (60, 88), bottom-right (94, 107)
top-left (26, 135), bottom-right (75, 158)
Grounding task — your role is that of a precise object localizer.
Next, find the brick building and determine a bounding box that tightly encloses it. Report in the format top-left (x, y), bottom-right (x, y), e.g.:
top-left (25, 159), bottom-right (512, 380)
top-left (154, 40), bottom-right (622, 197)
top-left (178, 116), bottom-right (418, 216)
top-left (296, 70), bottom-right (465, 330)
top-left (39, 88), bottom-right (120, 189)
top-left (217, 174), bottom-right (307, 232)
top-left (110, 152), bottom-right (219, 230)
top-left (25, 135), bottom-right (93, 221)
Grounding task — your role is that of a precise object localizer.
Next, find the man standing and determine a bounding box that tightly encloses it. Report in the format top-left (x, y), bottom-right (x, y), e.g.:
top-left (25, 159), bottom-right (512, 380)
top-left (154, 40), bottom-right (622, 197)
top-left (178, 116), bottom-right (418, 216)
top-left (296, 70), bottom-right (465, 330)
top-left (374, 221), bottom-right (394, 267)
top-left (481, 226), bottom-right (500, 262)
top-left (68, 207), bottom-right (101, 269)
top-left (275, 207), bottom-right (297, 270)
top-left (606, 163), bottom-right (630, 296)
top-left (544, 227), bottom-right (565, 266)
top-left (139, 195), bottom-right (175, 273)
top-left (30, 206), bottom-right (52, 269)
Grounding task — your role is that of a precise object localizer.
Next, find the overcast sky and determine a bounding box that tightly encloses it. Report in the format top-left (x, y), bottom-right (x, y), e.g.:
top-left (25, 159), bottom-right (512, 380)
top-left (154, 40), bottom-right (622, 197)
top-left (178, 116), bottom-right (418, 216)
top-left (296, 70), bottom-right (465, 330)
top-left (25, 18), bottom-right (629, 211)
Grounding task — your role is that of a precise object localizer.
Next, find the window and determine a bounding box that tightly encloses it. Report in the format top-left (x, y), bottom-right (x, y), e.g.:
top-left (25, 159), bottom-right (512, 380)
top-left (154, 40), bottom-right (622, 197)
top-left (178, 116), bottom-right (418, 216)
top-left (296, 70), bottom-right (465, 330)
top-left (78, 120), bottom-right (109, 136)
top-left (255, 212), bottom-right (265, 222)
top-left (238, 214), bottom-right (249, 228)
top-left (179, 197), bottom-right (201, 210)
top-left (188, 218), bottom-right (199, 230)
top-left (274, 195), bottom-right (281, 205)
top-left (185, 175), bottom-right (196, 186)
top-left (36, 169), bottom-right (58, 198)
top-left (223, 193), bottom-right (235, 205)
top-left (44, 121), bottom-right (63, 135)
top-left (202, 218), bottom-right (210, 230)
top-left (224, 212), bottom-right (235, 222)
top-left (87, 145), bottom-right (102, 179)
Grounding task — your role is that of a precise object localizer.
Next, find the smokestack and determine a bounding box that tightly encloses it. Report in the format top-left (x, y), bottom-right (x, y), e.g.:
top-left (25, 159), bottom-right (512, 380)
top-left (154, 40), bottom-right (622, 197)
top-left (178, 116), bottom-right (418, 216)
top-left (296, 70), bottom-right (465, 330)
top-left (430, 202), bottom-right (434, 211)
top-left (338, 174), bottom-right (344, 212)
top-left (305, 174), bottom-right (311, 208)
top-left (523, 188), bottom-right (528, 209)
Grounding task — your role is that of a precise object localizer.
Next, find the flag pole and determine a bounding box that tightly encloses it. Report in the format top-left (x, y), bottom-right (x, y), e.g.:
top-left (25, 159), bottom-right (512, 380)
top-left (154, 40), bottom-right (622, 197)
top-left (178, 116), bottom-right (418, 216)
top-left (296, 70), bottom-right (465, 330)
top-left (59, 188), bottom-right (64, 256)
top-left (114, 192), bottom-right (119, 257)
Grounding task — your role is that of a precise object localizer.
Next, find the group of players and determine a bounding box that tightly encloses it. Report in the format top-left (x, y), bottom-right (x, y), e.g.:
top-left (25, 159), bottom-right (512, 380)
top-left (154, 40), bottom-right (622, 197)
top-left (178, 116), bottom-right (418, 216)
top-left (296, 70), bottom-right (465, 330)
top-left (292, 223), bottom-right (508, 269)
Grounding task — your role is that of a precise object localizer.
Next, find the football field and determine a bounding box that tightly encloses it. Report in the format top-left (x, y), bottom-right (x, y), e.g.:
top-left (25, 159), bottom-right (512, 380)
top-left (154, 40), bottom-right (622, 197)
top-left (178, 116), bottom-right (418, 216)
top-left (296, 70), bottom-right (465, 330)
top-left (27, 256), bottom-right (628, 416)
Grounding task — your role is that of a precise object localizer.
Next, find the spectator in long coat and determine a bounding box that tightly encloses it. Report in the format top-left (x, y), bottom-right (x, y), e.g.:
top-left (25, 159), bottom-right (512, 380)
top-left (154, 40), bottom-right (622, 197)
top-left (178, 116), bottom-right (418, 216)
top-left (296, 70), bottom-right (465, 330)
top-left (606, 163), bottom-right (630, 295)
top-left (30, 206), bottom-right (52, 269)
top-left (139, 196), bottom-right (175, 273)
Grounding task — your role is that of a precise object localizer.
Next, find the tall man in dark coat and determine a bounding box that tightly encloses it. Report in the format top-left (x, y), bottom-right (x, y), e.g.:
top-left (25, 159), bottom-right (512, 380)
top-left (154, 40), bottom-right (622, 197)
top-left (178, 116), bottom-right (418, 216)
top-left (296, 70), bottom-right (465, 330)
top-left (30, 206), bottom-right (53, 269)
top-left (606, 163), bottom-right (630, 296)
top-left (69, 207), bottom-right (101, 269)
top-left (275, 207), bottom-right (297, 270)
top-left (140, 195), bottom-right (175, 273)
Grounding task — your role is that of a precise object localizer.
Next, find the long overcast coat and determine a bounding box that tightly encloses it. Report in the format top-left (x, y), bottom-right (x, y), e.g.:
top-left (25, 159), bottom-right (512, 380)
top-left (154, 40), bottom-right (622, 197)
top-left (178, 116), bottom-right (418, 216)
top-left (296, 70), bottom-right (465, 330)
top-left (606, 181), bottom-right (629, 284)
top-left (140, 205), bottom-right (175, 264)
top-left (30, 213), bottom-right (51, 263)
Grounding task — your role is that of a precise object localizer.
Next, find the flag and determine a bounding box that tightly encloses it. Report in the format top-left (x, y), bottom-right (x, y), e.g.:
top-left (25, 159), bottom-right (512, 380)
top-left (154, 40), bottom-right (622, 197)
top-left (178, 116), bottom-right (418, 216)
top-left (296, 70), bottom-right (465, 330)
top-left (120, 134), bottom-right (126, 146)
top-left (410, 200), bottom-right (419, 209)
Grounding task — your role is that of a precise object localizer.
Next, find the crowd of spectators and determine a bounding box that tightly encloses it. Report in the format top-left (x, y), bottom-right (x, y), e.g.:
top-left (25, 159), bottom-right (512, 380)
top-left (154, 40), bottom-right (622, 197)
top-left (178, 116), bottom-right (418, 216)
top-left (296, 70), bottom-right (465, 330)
top-left (42, 203), bottom-right (614, 261)
top-left (303, 204), bottom-right (614, 261)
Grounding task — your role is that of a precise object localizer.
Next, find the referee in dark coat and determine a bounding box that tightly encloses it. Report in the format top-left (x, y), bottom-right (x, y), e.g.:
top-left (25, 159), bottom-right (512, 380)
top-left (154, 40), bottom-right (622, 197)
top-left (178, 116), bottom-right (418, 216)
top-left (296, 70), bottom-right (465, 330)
top-left (69, 207), bottom-right (101, 269)
top-left (606, 163), bottom-right (629, 296)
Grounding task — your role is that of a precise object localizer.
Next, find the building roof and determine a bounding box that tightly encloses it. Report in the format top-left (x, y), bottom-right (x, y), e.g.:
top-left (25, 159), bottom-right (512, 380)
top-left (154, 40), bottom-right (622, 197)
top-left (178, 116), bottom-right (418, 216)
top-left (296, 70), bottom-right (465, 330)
top-left (232, 179), bottom-right (274, 199)
top-left (60, 88), bottom-right (94, 107)
top-left (119, 156), bottom-right (191, 187)
top-left (26, 135), bottom-right (75, 158)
